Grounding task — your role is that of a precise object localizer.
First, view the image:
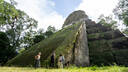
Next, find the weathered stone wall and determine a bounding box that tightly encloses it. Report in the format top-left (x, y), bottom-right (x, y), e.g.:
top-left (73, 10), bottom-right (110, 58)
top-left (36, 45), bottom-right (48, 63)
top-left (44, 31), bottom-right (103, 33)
top-left (86, 19), bottom-right (128, 66)
top-left (73, 23), bottom-right (89, 67)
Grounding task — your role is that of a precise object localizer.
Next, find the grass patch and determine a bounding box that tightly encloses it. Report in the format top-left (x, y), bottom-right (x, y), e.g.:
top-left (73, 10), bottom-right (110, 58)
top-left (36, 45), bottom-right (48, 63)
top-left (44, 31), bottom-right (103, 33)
top-left (0, 66), bottom-right (128, 72)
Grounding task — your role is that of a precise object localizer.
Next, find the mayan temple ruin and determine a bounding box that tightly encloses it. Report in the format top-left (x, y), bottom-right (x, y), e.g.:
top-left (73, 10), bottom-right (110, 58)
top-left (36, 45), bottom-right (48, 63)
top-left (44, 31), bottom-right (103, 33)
top-left (6, 10), bottom-right (128, 67)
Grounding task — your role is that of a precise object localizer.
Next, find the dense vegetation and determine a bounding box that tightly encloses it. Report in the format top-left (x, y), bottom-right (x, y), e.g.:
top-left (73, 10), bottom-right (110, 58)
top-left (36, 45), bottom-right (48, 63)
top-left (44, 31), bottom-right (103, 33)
top-left (0, 32), bottom-right (16, 65)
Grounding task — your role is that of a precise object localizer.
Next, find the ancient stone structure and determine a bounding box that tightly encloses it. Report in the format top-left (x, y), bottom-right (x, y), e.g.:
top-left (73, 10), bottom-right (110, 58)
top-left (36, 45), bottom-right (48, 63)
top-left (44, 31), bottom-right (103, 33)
top-left (86, 19), bottom-right (128, 66)
top-left (62, 10), bottom-right (90, 67)
top-left (73, 22), bottom-right (89, 67)
top-left (6, 10), bottom-right (128, 67)
top-left (64, 10), bottom-right (128, 66)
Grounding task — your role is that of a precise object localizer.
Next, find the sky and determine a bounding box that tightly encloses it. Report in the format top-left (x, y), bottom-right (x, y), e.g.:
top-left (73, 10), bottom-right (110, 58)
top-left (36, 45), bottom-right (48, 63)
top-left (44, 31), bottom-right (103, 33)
top-left (6, 0), bottom-right (119, 30)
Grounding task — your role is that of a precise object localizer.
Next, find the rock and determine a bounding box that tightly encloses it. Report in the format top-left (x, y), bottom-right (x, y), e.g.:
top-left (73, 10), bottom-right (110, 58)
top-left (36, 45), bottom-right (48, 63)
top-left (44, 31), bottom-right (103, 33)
top-left (73, 24), bottom-right (89, 67)
top-left (63, 10), bottom-right (88, 28)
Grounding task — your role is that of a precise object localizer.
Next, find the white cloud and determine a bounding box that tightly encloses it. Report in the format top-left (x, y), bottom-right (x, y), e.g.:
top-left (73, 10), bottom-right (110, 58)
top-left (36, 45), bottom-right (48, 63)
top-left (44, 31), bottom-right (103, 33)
top-left (14, 0), bottom-right (65, 30)
top-left (76, 0), bottom-right (119, 21)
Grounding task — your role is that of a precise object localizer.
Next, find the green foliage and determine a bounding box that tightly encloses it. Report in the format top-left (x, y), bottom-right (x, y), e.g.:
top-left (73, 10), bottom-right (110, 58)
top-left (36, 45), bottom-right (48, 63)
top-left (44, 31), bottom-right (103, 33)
top-left (122, 28), bottom-right (128, 36)
top-left (0, 0), bottom-right (18, 26)
top-left (0, 0), bottom-right (38, 50)
top-left (114, 0), bottom-right (128, 26)
top-left (0, 31), bottom-right (10, 65)
top-left (0, 31), bottom-right (16, 65)
top-left (44, 26), bottom-right (57, 38)
top-left (98, 14), bottom-right (117, 29)
top-left (44, 31), bottom-right (53, 38)
top-left (47, 26), bottom-right (57, 33)
top-left (33, 35), bottom-right (45, 44)
top-left (22, 30), bottom-right (37, 49)
top-left (22, 26), bottom-right (57, 50)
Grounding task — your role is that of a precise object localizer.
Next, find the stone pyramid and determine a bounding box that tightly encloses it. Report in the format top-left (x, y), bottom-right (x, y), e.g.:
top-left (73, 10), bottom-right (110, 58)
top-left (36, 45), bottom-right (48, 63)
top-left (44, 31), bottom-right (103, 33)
top-left (6, 10), bottom-right (128, 67)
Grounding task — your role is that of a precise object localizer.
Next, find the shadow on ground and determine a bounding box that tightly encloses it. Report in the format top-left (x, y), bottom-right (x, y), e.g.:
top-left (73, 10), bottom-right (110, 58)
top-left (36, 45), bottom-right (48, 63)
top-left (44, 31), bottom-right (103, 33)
top-left (122, 68), bottom-right (128, 72)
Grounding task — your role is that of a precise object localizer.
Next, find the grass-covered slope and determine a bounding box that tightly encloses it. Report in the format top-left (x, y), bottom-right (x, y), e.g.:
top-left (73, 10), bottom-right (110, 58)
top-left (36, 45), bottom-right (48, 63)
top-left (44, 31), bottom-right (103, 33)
top-left (6, 22), bottom-right (82, 67)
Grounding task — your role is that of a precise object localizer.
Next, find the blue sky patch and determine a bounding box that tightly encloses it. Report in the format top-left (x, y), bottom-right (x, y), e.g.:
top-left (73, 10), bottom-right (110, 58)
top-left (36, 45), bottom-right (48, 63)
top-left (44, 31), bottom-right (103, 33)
top-left (53, 0), bottom-right (82, 17)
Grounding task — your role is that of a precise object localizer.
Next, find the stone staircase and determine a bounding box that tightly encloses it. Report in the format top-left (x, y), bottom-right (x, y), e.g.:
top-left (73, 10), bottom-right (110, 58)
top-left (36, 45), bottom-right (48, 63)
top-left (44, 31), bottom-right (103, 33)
top-left (85, 19), bottom-right (128, 66)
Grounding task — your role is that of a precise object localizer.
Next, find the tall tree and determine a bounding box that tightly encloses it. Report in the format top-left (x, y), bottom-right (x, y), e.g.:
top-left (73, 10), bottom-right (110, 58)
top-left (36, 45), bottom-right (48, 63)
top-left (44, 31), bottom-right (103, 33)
top-left (0, 0), bottom-right (38, 50)
top-left (113, 0), bottom-right (128, 26)
top-left (47, 26), bottom-right (56, 33)
top-left (21, 30), bottom-right (37, 49)
top-left (33, 35), bottom-right (45, 44)
top-left (0, 0), bottom-right (18, 26)
top-left (98, 14), bottom-right (117, 29)
top-left (113, 0), bottom-right (128, 36)
top-left (45, 26), bottom-right (57, 38)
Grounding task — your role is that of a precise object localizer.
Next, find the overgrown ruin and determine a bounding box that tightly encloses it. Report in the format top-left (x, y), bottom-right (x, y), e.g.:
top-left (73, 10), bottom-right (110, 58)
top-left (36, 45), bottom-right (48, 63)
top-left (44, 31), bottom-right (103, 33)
top-left (6, 10), bottom-right (128, 67)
